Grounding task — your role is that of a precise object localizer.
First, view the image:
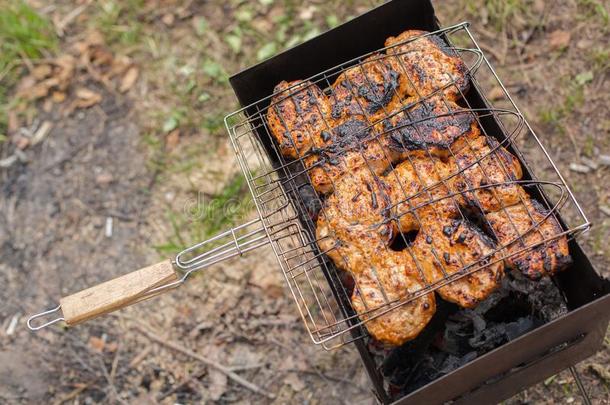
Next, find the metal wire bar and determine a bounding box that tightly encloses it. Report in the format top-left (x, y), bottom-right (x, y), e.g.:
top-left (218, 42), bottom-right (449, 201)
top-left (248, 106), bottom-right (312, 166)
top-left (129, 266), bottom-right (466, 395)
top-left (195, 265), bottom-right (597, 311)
top-left (569, 366), bottom-right (593, 405)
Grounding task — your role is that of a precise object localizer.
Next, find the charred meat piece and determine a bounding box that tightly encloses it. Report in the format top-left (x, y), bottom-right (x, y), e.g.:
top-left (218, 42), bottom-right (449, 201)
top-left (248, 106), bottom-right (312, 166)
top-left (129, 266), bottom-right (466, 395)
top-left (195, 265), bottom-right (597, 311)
top-left (384, 156), bottom-right (462, 233)
top-left (385, 30), bottom-right (469, 100)
top-left (316, 165), bottom-right (395, 271)
top-left (329, 54), bottom-right (412, 125)
top-left (379, 97), bottom-right (480, 158)
top-left (448, 136), bottom-right (524, 212)
top-left (412, 218), bottom-right (504, 308)
top-left (485, 198), bottom-right (571, 280)
top-left (351, 251), bottom-right (436, 346)
top-left (267, 80), bottom-right (331, 159)
top-left (305, 119), bottom-right (394, 195)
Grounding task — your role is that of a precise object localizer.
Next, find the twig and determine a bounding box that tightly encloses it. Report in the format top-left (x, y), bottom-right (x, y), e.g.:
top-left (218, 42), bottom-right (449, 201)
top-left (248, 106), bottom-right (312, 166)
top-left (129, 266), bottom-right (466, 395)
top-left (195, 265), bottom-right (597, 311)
top-left (283, 368), bottom-right (367, 393)
top-left (134, 324), bottom-right (275, 399)
top-left (55, 4), bottom-right (88, 36)
top-left (128, 345), bottom-right (152, 368)
top-left (157, 367), bottom-right (207, 401)
top-left (52, 383), bottom-right (90, 405)
top-left (17, 49), bottom-right (34, 73)
top-left (110, 343), bottom-right (121, 382)
top-left (477, 42), bottom-right (505, 64)
top-left (228, 363), bottom-right (266, 372)
top-left (97, 357), bottom-right (128, 405)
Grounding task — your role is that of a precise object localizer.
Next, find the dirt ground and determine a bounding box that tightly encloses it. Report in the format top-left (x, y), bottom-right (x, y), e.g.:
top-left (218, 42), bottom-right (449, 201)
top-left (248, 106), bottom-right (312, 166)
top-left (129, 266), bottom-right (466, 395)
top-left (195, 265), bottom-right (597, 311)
top-left (0, 0), bottom-right (608, 404)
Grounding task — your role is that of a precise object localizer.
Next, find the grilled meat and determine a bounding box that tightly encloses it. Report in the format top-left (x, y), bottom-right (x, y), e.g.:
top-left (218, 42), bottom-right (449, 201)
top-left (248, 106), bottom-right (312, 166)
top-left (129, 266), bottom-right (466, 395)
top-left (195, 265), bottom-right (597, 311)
top-left (385, 30), bottom-right (468, 100)
top-left (448, 136), bottom-right (524, 212)
top-left (412, 218), bottom-right (504, 308)
top-left (316, 165), bottom-right (394, 270)
top-left (351, 250), bottom-right (436, 346)
top-left (485, 198), bottom-right (571, 280)
top-left (267, 80), bottom-right (331, 159)
top-left (384, 156), bottom-right (461, 232)
top-left (305, 119), bottom-right (394, 194)
top-left (379, 98), bottom-right (480, 159)
top-left (329, 54), bottom-right (412, 125)
top-left (267, 28), bottom-right (572, 345)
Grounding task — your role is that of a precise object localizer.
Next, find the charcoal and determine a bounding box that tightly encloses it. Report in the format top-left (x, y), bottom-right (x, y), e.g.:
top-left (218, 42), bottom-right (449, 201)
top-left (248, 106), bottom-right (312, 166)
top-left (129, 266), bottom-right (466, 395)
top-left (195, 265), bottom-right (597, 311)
top-left (438, 352), bottom-right (477, 374)
top-left (468, 317), bottom-right (540, 351)
top-left (377, 268), bottom-right (567, 400)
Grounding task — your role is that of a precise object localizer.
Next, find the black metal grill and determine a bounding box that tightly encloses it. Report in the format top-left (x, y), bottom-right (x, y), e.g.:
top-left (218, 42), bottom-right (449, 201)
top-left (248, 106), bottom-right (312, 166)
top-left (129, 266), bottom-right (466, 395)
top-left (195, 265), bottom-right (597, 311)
top-left (227, 0), bottom-right (610, 403)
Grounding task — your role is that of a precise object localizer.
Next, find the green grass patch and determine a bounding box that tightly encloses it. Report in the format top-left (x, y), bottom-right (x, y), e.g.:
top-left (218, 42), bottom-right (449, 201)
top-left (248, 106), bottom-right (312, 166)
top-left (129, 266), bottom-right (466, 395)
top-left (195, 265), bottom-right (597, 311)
top-left (0, 1), bottom-right (57, 137)
top-left (93, 0), bottom-right (145, 47)
top-left (155, 174), bottom-right (252, 254)
top-left (577, 0), bottom-right (609, 26)
top-left (537, 74), bottom-right (588, 135)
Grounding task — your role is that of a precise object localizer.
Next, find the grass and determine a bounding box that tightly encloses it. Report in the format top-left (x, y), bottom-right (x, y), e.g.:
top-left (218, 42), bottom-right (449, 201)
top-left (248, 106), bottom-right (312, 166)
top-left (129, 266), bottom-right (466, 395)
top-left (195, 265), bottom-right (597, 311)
top-left (465, 0), bottom-right (528, 33)
top-left (155, 173), bottom-right (252, 254)
top-left (577, 0), bottom-right (609, 27)
top-left (537, 74), bottom-right (588, 135)
top-left (0, 1), bottom-right (57, 139)
top-left (93, 0), bottom-right (145, 47)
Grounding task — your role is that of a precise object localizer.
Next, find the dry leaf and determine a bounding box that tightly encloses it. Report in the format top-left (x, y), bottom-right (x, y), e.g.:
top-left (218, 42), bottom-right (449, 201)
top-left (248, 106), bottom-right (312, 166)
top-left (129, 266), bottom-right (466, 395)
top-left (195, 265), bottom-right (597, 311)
top-left (16, 75), bottom-right (37, 95)
top-left (31, 121), bottom-right (53, 146)
top-left (548, 30), bottom-right (571, 50)
top-left (7, 111), bottom-right (19, 133)
top-left (83, 30), bottom-right (105, 47)
top-left (488, 86), bottom-right (505, 101)
top-left (119, 66), bottom-right (139, 93)
top-left (52, 91), bottom-right (67, 103)
top-left (32, 64), bottom-right (52, 80)
top-left (95, 172), bottom-right (114, 186)
top-left (162, 13), bottom-right (175, 26)
top-left (110, 55), bottom-right (132, 76)
top-left (105, 342), bottom-right (118, 353)
top-left (299, 5), bottom-right (316, 20)
top-left (166, 129), bottom-right (180, 150)
top-left (53, 55), bottom-right (76, 89)
top-left (43, 98), bottom-right (53, 113)
top-left (88, 336), bottom-right (105, 352)
top-left (284, 372), bottom-right (305, 392)
top-left (89, 46), bottom-right (114, 67)
top-left (74, 87), bottom-right (102, 108)
top-left (207, 369), bottom-right (228, 401)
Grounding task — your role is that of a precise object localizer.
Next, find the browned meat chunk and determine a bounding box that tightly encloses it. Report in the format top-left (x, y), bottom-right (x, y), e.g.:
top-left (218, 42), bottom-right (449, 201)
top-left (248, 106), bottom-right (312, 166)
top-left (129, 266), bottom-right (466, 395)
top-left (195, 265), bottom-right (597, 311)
top-left (329, 54), bottom-right (412, 125)
top-left (316, 165), bottom-right (394, 270)
top-left (385, 30), bottom-right (469, 100)
top-left (448, 136), bottom-right (524, 212)
top-left (384, 155), bottom-right (461, 232)
top-left (412, 218), bottom-right (504, 308)
top-left (379, 97), bottom-right (480, 159)
top-left (267, 80), bottom-right (331, 159)
top-left (485, 198), bottom-right (571, 279)
top-left (351, 250), bottom-right (436, 346)
top-left (305, 119), bottom-right (394, 195)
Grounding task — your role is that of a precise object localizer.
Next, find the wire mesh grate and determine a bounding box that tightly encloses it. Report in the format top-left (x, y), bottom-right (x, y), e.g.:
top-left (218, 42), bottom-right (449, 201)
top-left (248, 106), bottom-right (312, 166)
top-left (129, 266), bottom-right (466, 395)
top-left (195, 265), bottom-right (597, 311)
top-left (225, 22), bottom-right (590, 349)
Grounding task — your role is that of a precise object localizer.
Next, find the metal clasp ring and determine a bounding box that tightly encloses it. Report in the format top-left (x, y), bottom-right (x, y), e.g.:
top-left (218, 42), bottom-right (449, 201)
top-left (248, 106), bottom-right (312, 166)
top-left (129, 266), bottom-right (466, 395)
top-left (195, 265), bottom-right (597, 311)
top-left (27, 304), bottom-right (64, 330)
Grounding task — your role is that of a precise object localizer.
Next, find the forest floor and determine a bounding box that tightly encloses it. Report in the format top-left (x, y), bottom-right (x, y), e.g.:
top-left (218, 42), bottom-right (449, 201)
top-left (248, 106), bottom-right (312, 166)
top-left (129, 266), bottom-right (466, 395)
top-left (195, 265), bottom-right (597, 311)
top-left (0, 0), bottom-right (608, 403)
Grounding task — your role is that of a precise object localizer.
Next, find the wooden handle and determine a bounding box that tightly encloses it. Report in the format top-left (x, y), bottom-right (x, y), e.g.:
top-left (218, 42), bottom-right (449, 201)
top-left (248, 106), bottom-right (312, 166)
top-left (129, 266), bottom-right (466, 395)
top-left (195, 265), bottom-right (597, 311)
top-left (60, 260), bottom-right (177, 326)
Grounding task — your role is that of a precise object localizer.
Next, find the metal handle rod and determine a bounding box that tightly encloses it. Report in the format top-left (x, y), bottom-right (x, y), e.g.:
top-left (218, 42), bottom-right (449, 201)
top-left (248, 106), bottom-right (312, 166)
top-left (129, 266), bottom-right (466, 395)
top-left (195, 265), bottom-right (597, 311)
top-left (27, 218), bottom-right (270, 331)
top-left (569, 366), bottom-right (592, 405)
top-left (152, 217), bottom-right (270, 296)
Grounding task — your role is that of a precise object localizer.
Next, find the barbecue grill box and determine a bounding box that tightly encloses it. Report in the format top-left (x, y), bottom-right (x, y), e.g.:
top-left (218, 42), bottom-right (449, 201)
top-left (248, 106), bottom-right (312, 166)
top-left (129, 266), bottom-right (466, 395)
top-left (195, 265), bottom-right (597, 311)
top-left (229, 0), bottom-right (610, 403)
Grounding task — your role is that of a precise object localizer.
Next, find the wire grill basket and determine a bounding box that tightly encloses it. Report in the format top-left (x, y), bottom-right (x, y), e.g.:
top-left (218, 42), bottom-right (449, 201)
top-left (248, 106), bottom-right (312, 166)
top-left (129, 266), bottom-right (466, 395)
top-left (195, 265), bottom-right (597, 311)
top-left (224, 22), bottom-right (590, 349)
top-left (27, 23), bottom-right (590, 349)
